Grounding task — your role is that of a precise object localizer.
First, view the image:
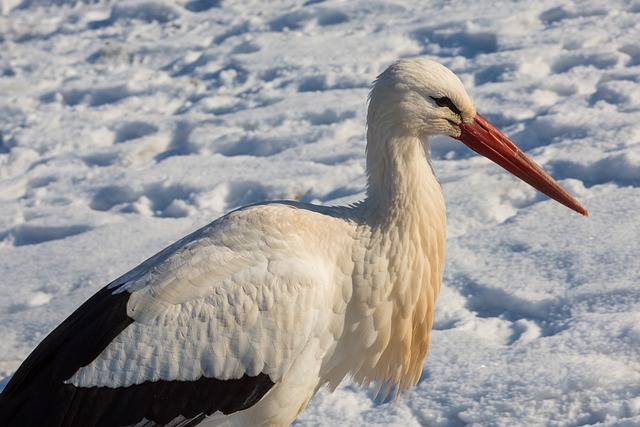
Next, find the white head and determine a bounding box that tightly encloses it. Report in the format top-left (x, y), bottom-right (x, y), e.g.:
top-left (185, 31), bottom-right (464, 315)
top-left (367, 58), bottom-right (476, 140)
top-left (365, 58), bottom-right (588, 216)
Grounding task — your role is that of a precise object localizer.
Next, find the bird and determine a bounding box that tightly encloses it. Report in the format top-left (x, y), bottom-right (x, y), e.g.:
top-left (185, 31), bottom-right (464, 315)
top-left (0, 58), bottom-right (587, 427)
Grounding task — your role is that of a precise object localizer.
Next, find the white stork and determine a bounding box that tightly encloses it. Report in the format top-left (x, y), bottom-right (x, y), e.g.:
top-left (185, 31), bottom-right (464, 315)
top-left (0, 58), bottom-right (587, 427)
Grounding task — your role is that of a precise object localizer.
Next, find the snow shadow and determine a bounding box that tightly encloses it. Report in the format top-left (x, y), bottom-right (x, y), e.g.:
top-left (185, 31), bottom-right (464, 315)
top-left (2, 224), bottom-right (92, 247)
top-left (411, 25), bottom-right (498, 59)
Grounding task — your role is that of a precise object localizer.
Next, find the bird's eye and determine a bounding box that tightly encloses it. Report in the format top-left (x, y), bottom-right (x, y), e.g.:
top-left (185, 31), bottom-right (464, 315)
top-left (430, 96), bottom-right (461, 116)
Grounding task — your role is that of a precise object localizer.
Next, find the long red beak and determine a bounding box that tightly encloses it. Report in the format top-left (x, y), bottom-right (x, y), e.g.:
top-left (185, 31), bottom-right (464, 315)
top-left (456, 113), bottom-right (588, 216)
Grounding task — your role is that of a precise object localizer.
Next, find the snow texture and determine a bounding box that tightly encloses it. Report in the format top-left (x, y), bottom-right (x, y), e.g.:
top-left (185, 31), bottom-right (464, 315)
top-left (1, 0), bottom-right (639, 426)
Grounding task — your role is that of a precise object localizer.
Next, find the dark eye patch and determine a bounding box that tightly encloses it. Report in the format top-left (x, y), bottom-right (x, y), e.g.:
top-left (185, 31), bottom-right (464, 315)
top-left (430, 96), bottom-right (462, 116)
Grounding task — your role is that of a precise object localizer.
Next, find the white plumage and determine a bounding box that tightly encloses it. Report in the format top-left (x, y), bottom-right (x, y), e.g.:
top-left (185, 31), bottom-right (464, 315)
top-left (0, 58), bottom-right (586, 427)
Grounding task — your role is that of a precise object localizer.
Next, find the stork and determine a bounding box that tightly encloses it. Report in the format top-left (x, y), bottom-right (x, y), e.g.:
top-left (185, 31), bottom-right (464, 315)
top-left (0, 58), bottom-right (587, 427)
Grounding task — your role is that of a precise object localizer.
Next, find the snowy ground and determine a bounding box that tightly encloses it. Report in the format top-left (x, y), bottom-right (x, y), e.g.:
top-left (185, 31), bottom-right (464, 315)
top-left (1, 0), bottom-right (640, 425)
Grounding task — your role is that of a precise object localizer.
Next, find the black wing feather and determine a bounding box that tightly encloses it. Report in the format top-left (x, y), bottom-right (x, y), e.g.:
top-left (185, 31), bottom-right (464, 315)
top-left (0, 286), bottom-right (131, 400)
top-left (0, 283), bottom-right (275, 426)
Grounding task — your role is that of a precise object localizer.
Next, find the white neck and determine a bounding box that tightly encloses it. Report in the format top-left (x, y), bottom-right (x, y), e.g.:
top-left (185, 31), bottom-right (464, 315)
top-left (364, 124), bottom-right (443, 222)
top-left (342, 125), bottom-right (447, 398)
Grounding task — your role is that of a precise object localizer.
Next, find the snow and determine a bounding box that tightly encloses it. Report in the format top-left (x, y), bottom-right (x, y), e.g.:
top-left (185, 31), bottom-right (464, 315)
top-left (1, 0), bottom-right (639, 425)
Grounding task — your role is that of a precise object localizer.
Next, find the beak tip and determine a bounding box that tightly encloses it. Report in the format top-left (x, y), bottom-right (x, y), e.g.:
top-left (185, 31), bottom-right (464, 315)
top-left (567, 201), bottom-right (588, 217)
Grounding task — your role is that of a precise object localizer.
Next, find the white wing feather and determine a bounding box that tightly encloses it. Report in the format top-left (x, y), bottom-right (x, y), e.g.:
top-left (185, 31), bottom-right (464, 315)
top-left (67, 203), bottom-right (349, 388)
